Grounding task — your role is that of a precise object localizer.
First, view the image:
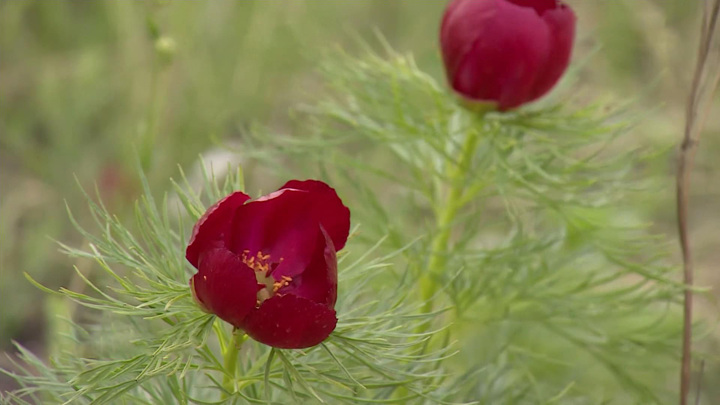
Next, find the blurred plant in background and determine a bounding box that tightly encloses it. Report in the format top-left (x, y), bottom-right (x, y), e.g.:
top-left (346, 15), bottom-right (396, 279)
top-left (0, 0), bottom-right (446, 361)
top-left (0, 0), bottom-right (718, 403)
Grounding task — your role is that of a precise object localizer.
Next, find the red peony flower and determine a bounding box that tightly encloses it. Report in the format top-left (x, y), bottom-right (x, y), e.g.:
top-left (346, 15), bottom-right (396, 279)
top-left (440, 0), bottom-right (576, 111)
top-left (186, 180), bottom-right (350, 349)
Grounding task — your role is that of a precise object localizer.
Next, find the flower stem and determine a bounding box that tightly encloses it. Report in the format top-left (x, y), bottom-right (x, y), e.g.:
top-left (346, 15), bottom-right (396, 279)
top-left (221, 328), bottom-right (246, 398)
top-left (419, 121), bottom-right (480, 314)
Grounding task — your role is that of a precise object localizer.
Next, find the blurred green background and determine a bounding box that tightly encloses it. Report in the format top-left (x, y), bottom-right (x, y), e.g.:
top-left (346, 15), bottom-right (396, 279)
top-left (1, 0), bottom-right (718, 397)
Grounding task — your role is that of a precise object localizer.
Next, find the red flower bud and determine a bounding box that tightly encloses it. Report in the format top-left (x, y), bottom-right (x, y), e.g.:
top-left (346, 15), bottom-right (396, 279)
top-left (440, 0), bottom-right (576, 111)
top-left (186, 180), bottom-right (350, 349)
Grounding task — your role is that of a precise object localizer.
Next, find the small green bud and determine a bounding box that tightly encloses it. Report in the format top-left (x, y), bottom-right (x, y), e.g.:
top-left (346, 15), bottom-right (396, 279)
top-left (154, 36), bottom-right (177, 65)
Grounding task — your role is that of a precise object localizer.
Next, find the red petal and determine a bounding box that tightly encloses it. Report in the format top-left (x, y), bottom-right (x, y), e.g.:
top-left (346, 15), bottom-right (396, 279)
top-left (505, 0), bottom-right (560, 15)
top-left (186, 191), bottom-right (250, 268)
top-left (227, 189), bottom-right (315, 278)
top-left (278, 225), bottom-right (338, 307)
top-left (240, 294), bottom-right (337, 349)
top-left (190, 248), bottom-right (258, 327)
top-left (228, 182), bottom-right (349, 279)
top-left (280, 179), bottom-right (351, 251)
top-left (440, 0), bottom-right (575, 110)
top-left (449, 0), bottom-right (551, 110)
top-left (527, 5), bottom-right (576, 100)
top-left (440, 0), bottom-right (487, 82)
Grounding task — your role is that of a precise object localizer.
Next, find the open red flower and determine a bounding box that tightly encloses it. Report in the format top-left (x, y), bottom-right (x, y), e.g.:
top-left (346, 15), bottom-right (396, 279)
top-left (186, 180), bottom-right (350, 349)
top-left (440, 0), bottom-right (576, 111)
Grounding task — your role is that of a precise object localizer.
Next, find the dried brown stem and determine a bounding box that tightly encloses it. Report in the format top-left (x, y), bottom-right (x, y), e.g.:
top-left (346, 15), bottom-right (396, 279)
top-left (694, 360), bottom-right (705, 405)
top-left (677, 1), bottom-right (720, 405)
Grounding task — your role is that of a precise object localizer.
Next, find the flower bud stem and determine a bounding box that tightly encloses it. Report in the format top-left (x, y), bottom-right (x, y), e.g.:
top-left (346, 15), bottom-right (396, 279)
top-left (420, 117), bottom-right (481, 315)
top-left (221, 327), bottom-right (247, 399)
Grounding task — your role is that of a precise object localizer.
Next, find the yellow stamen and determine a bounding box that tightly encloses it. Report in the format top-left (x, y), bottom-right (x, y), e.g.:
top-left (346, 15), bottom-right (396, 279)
top-left (241, 250), bottom-right (289, 307)
top-left (272, 276), bottom-right (292, 293)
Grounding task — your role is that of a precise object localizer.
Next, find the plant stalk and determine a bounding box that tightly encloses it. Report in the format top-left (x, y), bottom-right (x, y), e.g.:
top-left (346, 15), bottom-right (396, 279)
top-left (420, 123), bottom-right (480, 314)
top-left (677, 2), bottom-right (720, 404)
top-left (222, 328), bottom-right (246, 398)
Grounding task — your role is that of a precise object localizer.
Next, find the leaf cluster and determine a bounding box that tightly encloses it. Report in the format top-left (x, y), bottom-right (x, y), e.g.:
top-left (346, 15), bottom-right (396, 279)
top-left (2, 43), bottom-right (689, 405)
top-left (237, 45), bottom-right (685, 404)
top-left (2, 164), bottom-right (455, 404)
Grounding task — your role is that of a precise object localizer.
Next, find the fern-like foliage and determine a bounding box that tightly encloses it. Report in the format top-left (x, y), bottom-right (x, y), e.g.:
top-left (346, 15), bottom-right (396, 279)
top-left (238, 46), bottom-right (684, 404)
top-left (2, 165), bottom-right (455, 404)
top-left (3, 44), bottom-right (684, 404)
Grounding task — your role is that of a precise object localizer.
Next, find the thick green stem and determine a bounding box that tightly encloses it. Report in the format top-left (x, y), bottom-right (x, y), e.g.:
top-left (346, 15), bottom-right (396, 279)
top-left (221, 328), bottom-right (246, 398)
top-left (419, 127), bottom-right (479, 314)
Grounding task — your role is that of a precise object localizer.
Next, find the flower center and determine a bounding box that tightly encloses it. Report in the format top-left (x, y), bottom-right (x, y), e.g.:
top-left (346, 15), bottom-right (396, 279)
top-left (241, 250), bottom-right (291, 307)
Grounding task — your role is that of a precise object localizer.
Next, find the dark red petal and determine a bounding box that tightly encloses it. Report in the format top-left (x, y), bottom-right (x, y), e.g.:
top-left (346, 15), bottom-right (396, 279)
top-left (228, 182), bottom-right (349, 279)
top-left (440, 0), bottom-right (575, 110)
top-left (440, 0), bottom-right (489, 81)
top-left (278, 226), bottom-right (338, 307)
top-left (280, 179), bottom-right (351, 251)
top-left (527, 5), bottom-right (576, 100)
top-left (190, 248), bottom-right (258, 328)
top-left (227, 189), bottom-right (316, 278)
top-left (448, 0), bottom-right (551, 110)
top-left (240, 294), bottom-right (337, 349)
top-left (186, 191), bottom-right (251, 268)
top-left (505, 0), bottom-right (561, 15)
